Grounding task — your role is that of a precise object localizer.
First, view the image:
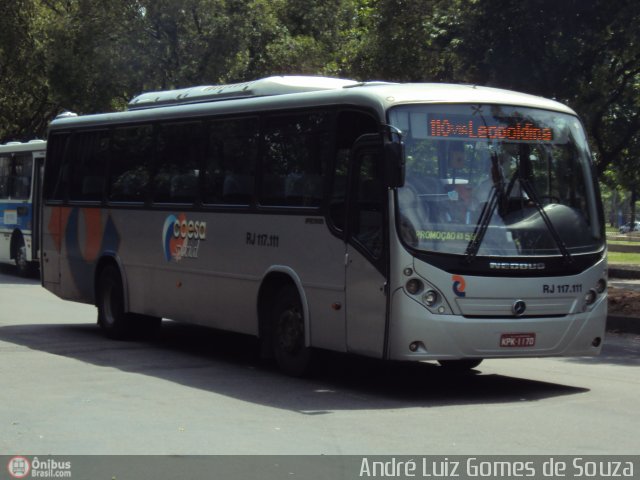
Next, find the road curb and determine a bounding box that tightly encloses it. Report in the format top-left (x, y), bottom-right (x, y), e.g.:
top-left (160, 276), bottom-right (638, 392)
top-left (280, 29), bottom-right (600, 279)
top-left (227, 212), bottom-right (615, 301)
top-left (607, 266), bottom-right (640, 334)
top-left (608, 266), bottom-right (640, 279)
top-left (607, 315), bottom-right (640, 335)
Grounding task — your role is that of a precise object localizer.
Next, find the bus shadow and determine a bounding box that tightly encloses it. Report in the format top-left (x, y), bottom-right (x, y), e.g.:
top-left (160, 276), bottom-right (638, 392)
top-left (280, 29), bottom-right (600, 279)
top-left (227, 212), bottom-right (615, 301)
top-left (0, 321), bottom-right (588, 412)
top-left (0, 264), bottom-right (40, 283)
top-left (560, 332), bottom-right (640, 367)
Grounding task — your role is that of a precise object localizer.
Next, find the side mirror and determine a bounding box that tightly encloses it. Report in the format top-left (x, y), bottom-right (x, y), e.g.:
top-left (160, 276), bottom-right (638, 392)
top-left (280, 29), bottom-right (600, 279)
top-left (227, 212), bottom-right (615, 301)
top-left (384, 125), bottom-right (405, 188)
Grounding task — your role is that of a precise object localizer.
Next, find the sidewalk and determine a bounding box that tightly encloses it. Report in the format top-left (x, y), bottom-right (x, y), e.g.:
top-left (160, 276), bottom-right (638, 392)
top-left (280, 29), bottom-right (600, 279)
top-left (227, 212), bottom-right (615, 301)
top-left (607, 264), bottom-right (640, 335)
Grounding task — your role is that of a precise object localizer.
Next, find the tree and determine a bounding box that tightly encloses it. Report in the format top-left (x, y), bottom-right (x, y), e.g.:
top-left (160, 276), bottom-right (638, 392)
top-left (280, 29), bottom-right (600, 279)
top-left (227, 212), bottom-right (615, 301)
top-left (450, 0), bottom-right (640, 178)
top-left (0, 0), bottom-right (52, 142)
top-left (42, 0), bottom-right (151, 114)
top-left (348, 0), bottom-right (460, 81)
top-left (239, 0), bottom-right (371, 79)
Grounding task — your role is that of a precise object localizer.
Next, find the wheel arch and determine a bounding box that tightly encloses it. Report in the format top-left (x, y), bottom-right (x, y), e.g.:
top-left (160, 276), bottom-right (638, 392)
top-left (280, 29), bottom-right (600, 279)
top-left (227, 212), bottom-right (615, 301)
top-left (257, 266), bottom-right (310, 353)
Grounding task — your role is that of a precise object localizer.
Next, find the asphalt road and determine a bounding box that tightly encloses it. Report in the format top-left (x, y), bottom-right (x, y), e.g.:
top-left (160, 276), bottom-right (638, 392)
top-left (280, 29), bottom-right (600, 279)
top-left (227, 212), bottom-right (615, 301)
top-left (1, 265), bottom-right (639, 455)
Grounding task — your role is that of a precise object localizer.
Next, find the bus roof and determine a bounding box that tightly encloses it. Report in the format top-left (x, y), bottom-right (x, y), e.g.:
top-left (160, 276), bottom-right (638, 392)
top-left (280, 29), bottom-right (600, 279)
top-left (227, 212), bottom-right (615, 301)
top-left (50, 77), bottom-right (577, 130)
top-left (127, 76), bottom-right (363, 109)
top-left (0, 140), bottom-right (46, 154)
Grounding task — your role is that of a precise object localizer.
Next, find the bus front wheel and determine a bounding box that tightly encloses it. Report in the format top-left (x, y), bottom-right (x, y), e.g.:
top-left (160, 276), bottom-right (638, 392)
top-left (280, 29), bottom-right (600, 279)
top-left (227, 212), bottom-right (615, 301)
top-left (272, 285), bottom-right (313, 377)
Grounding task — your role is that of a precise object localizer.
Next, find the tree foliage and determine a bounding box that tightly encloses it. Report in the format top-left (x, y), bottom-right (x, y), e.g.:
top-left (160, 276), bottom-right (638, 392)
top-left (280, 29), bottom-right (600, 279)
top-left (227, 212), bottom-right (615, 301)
top-left (0, 0), bottom-right (52, 141)
top-left (0, 0), bottom-right (639, 207)
top-left (449, 0), bottom-right (640, 179)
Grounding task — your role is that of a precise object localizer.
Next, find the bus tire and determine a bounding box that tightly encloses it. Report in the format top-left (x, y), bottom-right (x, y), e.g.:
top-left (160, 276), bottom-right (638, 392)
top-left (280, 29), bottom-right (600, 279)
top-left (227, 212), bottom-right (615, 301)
top-left (97, 265), bottom-right (131, 340)
top-left (272, 285), bottom-right (313, 377)
top-left (438, 359), bottom-right (483, 371)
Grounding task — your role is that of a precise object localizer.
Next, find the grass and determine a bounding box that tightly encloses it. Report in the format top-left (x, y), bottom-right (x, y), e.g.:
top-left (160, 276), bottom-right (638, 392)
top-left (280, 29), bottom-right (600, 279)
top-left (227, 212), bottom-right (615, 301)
top-left (607, 251), bottom-right (640, 265)
top-left (608, 240), bottom-right (640, 246)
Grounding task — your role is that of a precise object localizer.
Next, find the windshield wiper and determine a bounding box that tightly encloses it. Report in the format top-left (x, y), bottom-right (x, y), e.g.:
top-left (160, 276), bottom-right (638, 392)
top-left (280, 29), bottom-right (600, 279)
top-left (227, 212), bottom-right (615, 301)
top-left (464, 152), bottom-right (517, 263)
top-left (518, 178), bottom-right (573, 263)
top-left (466, 151), bottom-right (573, 264)
top-left (464, 184), bottom-right (499, 262)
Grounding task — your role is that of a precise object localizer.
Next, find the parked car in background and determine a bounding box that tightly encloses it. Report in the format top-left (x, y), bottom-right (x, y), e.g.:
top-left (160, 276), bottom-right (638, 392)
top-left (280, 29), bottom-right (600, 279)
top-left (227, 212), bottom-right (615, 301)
top-left (619, 221), bottom-right (640, 233)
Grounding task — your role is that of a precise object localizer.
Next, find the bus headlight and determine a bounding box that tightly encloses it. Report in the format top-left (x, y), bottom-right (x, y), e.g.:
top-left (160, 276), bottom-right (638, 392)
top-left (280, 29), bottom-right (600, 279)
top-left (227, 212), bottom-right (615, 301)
top-left (595, 278), bottom-right (607, 294)
top-left (422, 290), bottom-right (438, 307)
top-left (406, 279), bottom-right (423, 295)
top-left (584, 289), bottom-right (597, 306)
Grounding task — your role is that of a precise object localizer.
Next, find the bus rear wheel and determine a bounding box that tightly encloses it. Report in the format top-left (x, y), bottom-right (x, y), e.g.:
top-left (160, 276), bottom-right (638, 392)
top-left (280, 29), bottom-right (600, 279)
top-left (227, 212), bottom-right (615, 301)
top-left (272, 285), bottom-right (312, 377)
top-left (97, 265), bottom-right (161, 339)
top-left (97, 265), bottom-right (130, 339)
top-left (438, 359), bottom-right (483, 371)
top-left (14, 235), bottom-right (33, 277)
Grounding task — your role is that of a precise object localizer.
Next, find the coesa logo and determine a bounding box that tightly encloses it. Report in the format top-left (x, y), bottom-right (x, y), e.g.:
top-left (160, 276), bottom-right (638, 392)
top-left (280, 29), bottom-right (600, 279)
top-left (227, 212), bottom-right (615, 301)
top-left (162, 214), bottom-right (207, 262)
top-left (452, 275), bottom-right (466, 298)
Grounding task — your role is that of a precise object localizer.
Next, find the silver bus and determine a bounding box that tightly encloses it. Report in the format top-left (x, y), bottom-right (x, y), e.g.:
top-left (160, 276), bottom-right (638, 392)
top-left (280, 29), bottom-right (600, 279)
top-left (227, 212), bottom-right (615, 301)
top-left (41, 76), bottom-right (607, 375)
top-left (0, 140), bottom-right (45, 275)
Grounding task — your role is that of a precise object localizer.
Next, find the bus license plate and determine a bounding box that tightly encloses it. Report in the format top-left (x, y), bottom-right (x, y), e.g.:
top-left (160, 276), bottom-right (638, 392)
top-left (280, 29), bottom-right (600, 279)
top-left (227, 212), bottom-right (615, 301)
top-left (500, 333), bottom-right (536, 347)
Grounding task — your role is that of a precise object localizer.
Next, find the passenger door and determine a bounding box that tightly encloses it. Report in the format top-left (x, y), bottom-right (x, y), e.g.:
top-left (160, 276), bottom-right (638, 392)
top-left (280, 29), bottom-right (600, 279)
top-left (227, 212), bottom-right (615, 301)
top-left (345, 135), bottom-right (389, 357)
top-left (31, 151), bottom-right (45, 261)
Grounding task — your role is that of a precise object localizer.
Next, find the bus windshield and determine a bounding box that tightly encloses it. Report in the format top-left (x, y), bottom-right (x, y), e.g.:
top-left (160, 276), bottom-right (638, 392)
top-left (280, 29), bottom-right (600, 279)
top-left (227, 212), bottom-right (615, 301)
top-left (390, 104), bottom-right (604, 257)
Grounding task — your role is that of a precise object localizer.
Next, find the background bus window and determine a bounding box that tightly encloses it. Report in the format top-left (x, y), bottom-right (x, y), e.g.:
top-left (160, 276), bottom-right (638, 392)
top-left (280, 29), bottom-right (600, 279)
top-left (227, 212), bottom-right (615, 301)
top-left (11, 154), bottom-right (33, 200)
top-left (0, 154), bottom-right (33, 200)
top-left (204, 118), bottom-right (258, 205)
top-left (68, 131), bottom-right (109, 202)
top-left (0, 155), bottom-right (10, 199)
top-left (0, 152), bottom-right (33, 200)
top-left (261, 112), bottom-right (331, 207)
top-left (153, 122), bottom-right (202, 204)
top-left (109, 125), bottom-right (153, 203)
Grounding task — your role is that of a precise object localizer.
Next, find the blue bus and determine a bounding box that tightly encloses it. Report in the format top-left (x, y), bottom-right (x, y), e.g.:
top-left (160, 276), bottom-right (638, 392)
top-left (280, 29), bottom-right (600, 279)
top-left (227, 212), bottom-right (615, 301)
top-left (0, 140), bottom-right (46, 275)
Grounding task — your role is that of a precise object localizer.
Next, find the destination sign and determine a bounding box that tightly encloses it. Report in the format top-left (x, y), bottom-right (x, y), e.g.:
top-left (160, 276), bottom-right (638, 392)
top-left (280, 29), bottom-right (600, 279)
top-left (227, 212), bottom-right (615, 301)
top-left (428, 114), bottom-right (553, 142)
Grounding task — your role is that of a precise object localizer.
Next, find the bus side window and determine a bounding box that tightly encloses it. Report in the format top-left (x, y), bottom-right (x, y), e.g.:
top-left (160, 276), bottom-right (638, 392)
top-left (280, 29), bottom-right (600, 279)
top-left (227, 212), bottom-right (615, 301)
top-left (0, 155), bottom-right (10, 199)
top-left (43, 132), bottom-right (71, 202)
top-left (153, 122), bottom-right (202, 204)
top-left (329, 110), bottom-right (379, 233)
top-left (261, 111), bottom-right (331, 207)
top-left (8, 154), bottom-right (31, 199)
top-left (68, 131), bottom-right (109, 202)
top-left (204, 117), bottom-right (258, 205)
top-left (109, 125), bottom-right (153, 203)
top-left (329, 149), bottom-right (349, 231)
top-left (353, 153), bottom-right (384, 259)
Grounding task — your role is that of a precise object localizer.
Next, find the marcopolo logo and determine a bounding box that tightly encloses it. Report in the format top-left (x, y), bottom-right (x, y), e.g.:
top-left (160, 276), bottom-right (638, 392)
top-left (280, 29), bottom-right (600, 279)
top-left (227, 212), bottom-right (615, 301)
top-left (162, 213), bottom-right (207, 262)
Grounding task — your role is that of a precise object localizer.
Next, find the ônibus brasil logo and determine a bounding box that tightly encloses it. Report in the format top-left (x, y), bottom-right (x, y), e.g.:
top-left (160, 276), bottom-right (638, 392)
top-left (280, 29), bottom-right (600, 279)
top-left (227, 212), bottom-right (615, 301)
top-left (8, 456), bottom-right (72, 478)
top-left (162, 213), bottom-right (207, 262)
top-left (7, 457), bottom-right (30, 478)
